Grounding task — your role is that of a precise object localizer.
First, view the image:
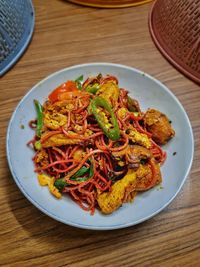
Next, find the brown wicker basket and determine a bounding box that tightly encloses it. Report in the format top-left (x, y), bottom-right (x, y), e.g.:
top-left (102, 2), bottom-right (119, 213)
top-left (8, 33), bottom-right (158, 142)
top-left (149, 0), bottom-right (200, 84)
top-left (67, 0), bottom-right (153, 8)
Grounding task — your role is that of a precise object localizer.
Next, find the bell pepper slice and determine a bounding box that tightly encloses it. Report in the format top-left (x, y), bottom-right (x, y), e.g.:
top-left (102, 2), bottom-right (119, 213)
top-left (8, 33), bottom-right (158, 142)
top-left (90, 96), bottom-right (120, 141)
top-left (34, 99), bottom-right (43, 138)
top-left (70, 166), bottom-right (89, 179)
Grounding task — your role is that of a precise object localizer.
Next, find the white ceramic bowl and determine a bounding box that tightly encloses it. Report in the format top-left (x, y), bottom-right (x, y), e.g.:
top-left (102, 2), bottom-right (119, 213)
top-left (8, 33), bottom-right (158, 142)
top-left (7, 63), bottom-right (194, 230)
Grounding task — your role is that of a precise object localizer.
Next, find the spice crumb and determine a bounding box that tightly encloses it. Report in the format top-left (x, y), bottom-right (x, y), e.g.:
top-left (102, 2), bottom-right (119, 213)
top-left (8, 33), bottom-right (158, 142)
top-left (173, 152), bottom-right (177, 156)
top-left (156, 185), bottom-right (164, 191)
top-left (20, 124), bottom-right (25, 129)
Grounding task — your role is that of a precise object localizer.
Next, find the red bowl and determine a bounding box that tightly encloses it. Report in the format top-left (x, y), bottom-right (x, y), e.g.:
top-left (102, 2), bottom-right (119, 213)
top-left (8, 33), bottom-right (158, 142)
top-left (67, 0), bottom-right (153, 8)
top-left (149, 0), bottom-right (200, 84)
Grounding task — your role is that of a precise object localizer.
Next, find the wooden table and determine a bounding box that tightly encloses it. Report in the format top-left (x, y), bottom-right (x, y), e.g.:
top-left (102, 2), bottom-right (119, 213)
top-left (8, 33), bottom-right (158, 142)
top-left (0, 1), bottom-right (200, 266)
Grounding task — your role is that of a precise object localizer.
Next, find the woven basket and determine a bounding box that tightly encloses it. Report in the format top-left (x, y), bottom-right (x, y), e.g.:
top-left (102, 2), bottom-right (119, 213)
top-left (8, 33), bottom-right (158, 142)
top-left (67, 0), bottom-right (153, 8)
top-left (149, 0), bottom-right (200, 84)
top-left (0, 0), bottom-right (34, 76)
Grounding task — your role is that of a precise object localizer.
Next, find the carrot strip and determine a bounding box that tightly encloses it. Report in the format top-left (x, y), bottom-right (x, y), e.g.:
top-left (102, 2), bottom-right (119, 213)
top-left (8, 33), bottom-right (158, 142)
top-left (41, 130), bottom-right (62, 143)
top-left (109, 132), bottom-right (129, 152)
top-left (35, 159), bottom-right (80, 171)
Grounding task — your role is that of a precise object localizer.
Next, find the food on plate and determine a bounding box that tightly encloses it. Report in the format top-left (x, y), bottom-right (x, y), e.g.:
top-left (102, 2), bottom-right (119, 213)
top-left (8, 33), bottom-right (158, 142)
top-left (144, 109), bottom-right (175, 145)
top-left (28, 74), bottom-right (175, 214)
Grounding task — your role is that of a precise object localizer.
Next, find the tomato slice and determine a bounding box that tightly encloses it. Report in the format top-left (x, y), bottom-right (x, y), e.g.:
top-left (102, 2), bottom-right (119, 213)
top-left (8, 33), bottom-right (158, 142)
top-left (48, 81), bottom-right (78, 103)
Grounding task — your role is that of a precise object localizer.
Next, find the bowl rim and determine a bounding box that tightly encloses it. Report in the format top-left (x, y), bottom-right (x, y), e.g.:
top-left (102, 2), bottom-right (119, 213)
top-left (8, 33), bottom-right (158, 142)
top-left (6, 62), bottom-right (194, 230)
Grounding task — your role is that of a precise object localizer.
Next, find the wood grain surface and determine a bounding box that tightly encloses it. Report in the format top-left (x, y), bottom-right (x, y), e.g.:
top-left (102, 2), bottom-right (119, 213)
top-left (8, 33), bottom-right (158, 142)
top-left (0, 1), bottom-right (200, 266)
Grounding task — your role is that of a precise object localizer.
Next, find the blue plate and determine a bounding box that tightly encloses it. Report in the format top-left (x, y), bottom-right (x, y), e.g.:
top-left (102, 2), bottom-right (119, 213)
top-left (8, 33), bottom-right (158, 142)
top-left (6, 63), bottom-right (194, 230)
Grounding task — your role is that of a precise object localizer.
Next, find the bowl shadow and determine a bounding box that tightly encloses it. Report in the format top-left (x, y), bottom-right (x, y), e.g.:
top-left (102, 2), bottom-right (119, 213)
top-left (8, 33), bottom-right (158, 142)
top-left (6, 162), bottom-right (151, 248)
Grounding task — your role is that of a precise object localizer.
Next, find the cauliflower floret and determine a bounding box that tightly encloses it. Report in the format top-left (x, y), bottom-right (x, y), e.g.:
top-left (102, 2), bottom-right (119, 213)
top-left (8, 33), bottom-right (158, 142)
top-left (38, 174), bottom-right (61, 199)
top-left (41, 133), bottom-right (81, 148)
top-left (117, 107), bottom-right (128, 120)
top-left (53, 101), bottom-right (75, 113)
top-left (43, 112), bottom-right (67, 130)
top-left (144, 109), bottom-right (175, 145)
top-left (135, 161), bottom-right (162, 190)
top-left (96, 81), bottom-right (119, 106)
top-left (128, 128), bottom-right (151, 148)
top-left (97, 170), bottom-right (136, 214)
top-left (84, 129), bottom-right (94, 137)
top-left (34, 149), bottom-right (49, 167)
top-left (74, 124), bottom-right (83, 132)
top-left (72, 148), bottom-right (86, 160)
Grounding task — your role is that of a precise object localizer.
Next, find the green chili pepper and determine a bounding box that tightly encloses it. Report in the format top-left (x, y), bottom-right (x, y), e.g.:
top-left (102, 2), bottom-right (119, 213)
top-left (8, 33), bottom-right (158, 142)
top-left (34, 100), bottom-right (43, 137)
top-left (54, 178), bottom-right (69, 192)
top-left (85, 83), bottom-right (100, 94)
top-left (71, 163), bottom-right (94, 181)
top-left (54, 162), bottom-right (94, 191)
top-left (75, 75), bottom-right (84, 90)
top-left (89, 162), bottom-right (94, 177)
top-left (70, 166), bottom-right (88, 180)
top-left (91, 96), bottom-right (120, 141)
top-left (71, 176), bottom-right (89, 183)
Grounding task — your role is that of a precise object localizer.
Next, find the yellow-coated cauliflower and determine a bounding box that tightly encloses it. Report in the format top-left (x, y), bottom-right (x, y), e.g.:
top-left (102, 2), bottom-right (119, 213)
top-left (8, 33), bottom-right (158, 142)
top-left (34, 149), bottom-right (49, 167)
top-left (38, 174), bottom-right (61, 199)
top-left (43, 112), bottom-right (67, 130)
top-left (72, 148), bottom-right (86, 160)
top-left (144, 109), bottom-right (175, 145)
top-left (96, 81), bottom-right (119, 106)
top-left (117, 107), bottom-right (128, 120)
top-left (52, 100), bottom-right (75, 113)
top-left (97, 170), bottom-right (136, 214)
top-left (127, 127), bottom-right (151, 148)
top-left (41, 133), bottom-right (81, 148)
